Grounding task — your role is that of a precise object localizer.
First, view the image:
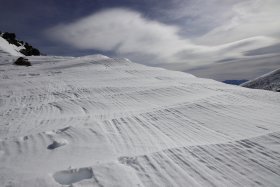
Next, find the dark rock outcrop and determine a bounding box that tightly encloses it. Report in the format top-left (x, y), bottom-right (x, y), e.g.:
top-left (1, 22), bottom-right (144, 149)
top-left (20, 46), bottom-right (40, 56)
top-left (0, 32), bottom-right (41, 56)
top-left (14, 57), bottom-right (32, 66)
top-left (1, 32), bottom-right (20, 47)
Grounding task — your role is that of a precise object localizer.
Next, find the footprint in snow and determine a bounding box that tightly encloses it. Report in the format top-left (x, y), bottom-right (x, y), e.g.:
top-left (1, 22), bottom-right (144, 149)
top-left (53, 167), bottom-right (93, 185)
top-left (47, 139), bottom-right (68, 150)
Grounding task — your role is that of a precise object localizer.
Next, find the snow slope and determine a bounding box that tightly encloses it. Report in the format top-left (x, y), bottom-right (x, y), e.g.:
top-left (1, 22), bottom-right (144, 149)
top-left (241, 68), bottom-right (280, 92)
top-left (0, 36), bottom-right (24, 57)
top-left (0, 54), bottom-right (280, 186)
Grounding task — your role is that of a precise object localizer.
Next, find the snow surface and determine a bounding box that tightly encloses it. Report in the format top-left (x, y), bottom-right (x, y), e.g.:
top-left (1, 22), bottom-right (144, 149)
top-left (0, 37), bottom-right (24, 57)
top-left (241, 68), bottom-right (280, 92)
top-left (0, 53), bottom-right (280, 186)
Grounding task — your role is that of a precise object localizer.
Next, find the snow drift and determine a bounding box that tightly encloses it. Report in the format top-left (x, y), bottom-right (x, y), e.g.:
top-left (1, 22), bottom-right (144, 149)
top-left (0, 50), bottom-right (280, 186)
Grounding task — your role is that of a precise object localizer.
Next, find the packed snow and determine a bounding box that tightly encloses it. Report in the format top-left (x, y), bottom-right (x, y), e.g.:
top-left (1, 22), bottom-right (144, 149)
top-left (0, 43), bottom-right (280, 186)
top-left (242, 68), bottom-right (280, 92)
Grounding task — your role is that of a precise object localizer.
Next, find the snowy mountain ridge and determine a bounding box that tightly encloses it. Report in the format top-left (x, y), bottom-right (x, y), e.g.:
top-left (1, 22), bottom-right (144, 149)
top-left (0, 50), bottom-right (280, 186)
top-left (241, 68), bottom-right (280, 92)
top-left (0, 32), bottom-right (40, 57)
top-left (0, 36), bottom-right (24, 57)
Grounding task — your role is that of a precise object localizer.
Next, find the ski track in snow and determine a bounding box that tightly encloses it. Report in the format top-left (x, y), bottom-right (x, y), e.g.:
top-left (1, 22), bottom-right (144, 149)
top-left (0, 55), bottom-right (280, 186)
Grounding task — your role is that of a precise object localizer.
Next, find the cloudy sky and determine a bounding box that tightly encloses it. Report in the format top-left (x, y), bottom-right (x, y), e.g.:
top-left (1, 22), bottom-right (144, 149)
top-left (1, 0), bottom-right (280, 81)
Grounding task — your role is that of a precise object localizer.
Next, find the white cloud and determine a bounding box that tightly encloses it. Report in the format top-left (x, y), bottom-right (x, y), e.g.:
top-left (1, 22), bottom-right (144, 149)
top-left (47, 8), bottom-right (196, 61)
top-left (47, 5), bottom-right (280, 68)
top-left (196, 0), bottom-right (280, 45)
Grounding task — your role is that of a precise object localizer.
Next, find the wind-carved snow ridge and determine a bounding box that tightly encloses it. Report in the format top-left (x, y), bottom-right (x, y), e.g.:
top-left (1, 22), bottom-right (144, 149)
top-left (0, 53), bottom-right (280, 186)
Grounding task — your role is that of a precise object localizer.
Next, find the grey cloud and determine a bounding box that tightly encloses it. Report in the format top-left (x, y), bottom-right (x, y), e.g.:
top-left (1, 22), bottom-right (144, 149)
top-left (183, 54), bottom-right (280, 81)
top-left (47, 8), bottom-right (279, 67)
top-left (195, 0), bottom-right (280, 45)
top-left (46, 1), bottom-right (280, 80)
top-left (244, 43), bottom-right (280, 56)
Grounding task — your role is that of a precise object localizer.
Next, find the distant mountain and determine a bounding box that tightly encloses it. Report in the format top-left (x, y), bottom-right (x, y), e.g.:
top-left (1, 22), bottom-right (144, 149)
top-left (241, 68), bottom-right (280, 92)
top-left (223, 79), bottom-right (248, 85)
top-left (0, 32), bottom-right (40, 56)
